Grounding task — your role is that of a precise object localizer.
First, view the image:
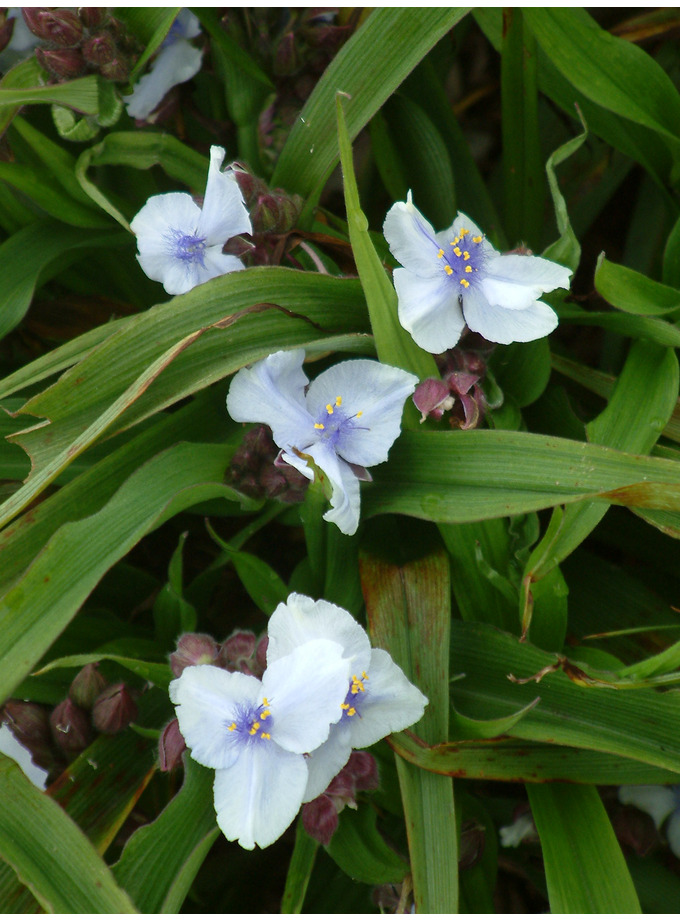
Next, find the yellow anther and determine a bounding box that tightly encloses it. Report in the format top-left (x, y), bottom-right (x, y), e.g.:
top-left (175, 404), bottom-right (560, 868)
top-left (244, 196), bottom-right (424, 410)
top-left (340, 703), bottom-right (350, 710)
top-left (460, 279), bottom-right (470, 288)
top-left (450, 237), bottom-right (460, 247)
top-left (263, 698), bottom-right (269, 706)
top-left (356, 410), bottom-right (363, 418)
top-left (314, 422), bottom-right (325, 430)
top-left (437, 248), bottom-right (444, 259)
top-left (461, 228), bottom-right (470, 236)
top-left (444, 265), bottom-right (453, 276)
top-left (362, 671), bottom-right (369, 680)
top-left (335, 396), bottom-right (342, 407)
top-left (347, 707), bottom-right (356, 716)
top-left (326, 404), bottom-right (334, 414)
top-left (472, 235), bottom-right (482, 243)
top-left (260, 732), bottom-right (271, 739)
top-left (260, 709), bottom-right (270, 720)
top-left (465, 265), bottom-right (472, 273)
top-left (463, 251), bottom-right (470, 260)
top-left (453, 246), bottom-right (462, 257)
top-left (228, 722), bottom-right (237, 732)
top-left (249, 721), bottom-right (260, 735)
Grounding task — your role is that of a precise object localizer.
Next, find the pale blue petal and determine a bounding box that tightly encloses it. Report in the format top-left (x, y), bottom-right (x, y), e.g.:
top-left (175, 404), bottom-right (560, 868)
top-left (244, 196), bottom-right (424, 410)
top-left (0, 724), bottom-right (47, 789)
top-left (484, 253), bottom-right (572, 298)
top-left (172, 9), bottom-right (201, 41)
top-left (667, 807), bottom-right (680, 858)
top-left (462, 286), bottom-right (558, 344)
top-left (436, 211), bottom-right (497, 258)
top-left (304, 360), bottom-right (417, 467)
top-left (197, 146), bottom-right (252, 244)
top-left (302, 722), bottom-right (354, 802)
top-left (345, 649), bottom-right (427, 749)
top-left (131, 192), bottom-right (200, 244)
top-left (200, 246), bottom-right (245, 280)
top-left (394, 267), bottom-right (466, 353)
top-left (263, 638), bottom-right (350, 754)
top-left (226, 350), bottom-right (314, 449)
top-left (383, 193), bottom-right (441, 279)
top-left (213, 743), bottom-right (308, 849)
top-left (306, 442), bottom-right (362, 535)
top-left (267, 593), bottom-right (371, 671)
top-left (170, 666), bottom-right (260, 770)
top-left (619, 784), bottom-right (678, 829)
top-left (125, 40), bottom-right (203, 120)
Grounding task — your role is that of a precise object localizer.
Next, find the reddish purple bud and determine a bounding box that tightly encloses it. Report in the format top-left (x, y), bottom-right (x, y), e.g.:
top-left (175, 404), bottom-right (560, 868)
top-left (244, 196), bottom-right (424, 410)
top-left (170, 633), bottom-right (220, 677)
top-left (69, 663), bottom-right (107, 711)
top-left (81, 32), bottom-right (116, 67)
top-left (2, 700), bottom-right (57, 771)
top-left (413, 377), bottom-right (454, 423)
top-left (92, 683), bottom-right (137, 734)
top-left (0, 15), bottom-right (15, 54)
top-left (445, 370), bottom-right (479, 396)
top-left (35, 46), bottom-right (86, 79)
top-left (50, 699), bottom-right (92, 753)
top-left (78, 7), bottom-right (107, 30)
top-left (158, 718), bottom-right (186, 772)
top-left (220, 630), bottom-right (256, 664)
top-left (255, 635), bottom-right (269, 674)
top-left (231, 165), bottom-right (267, 208)
top-left (250, 193), bottom-right (280, 234)
top-left (98, 54), bottom-right (130, 82)
top-left (273, 31), bottom-right (298, 76)
top-left (302, 794), bottom-right (339, 846)
top-left (346, 750), bottom-right (379, 791)
top-left (23, 8), bottom-right (83, 46)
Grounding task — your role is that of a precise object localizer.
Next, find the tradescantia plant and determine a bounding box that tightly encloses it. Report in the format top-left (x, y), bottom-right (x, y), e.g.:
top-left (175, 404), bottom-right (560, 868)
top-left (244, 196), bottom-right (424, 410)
top-left (3, 5), bottom-right (680, 914)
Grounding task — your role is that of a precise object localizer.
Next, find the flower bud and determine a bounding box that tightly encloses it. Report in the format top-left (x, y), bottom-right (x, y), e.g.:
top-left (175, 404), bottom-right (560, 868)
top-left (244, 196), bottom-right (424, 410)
top-left (92, 683), bottom-right (137, 734)
top-left (98, 54), bottom-right (130, 82)
top-left (69, 663), bottom-right (107, 710)
top-left (413, 377), bottom-right (455, 423)
top-left (78, 8), bottom-right (107, 30)
top-left (255, 635), bottom-right (269, 674)
top-left (2, 700), bottom-right (57, 771)
top-left (273, 31), bottom-right (299, 76)
top-left (50, 699), bottom-right (92, 753)
top-left (250, 193), bottom-right (280, 234)
top-left (170, 633), bottom-right (220, 677)
top-left (231, 165), bottom-right (267, 208)
top-left (158, 718), bottom-right (186, 772)
top-left (346, 751), bottom-right (379, 791)
top-left (81, 32), bottom-right (116, 67)
top-left (220, 630), bottom-right (256, 666)
top-left (23, 8), bottom-right (83, 46)
top-left (35, 46), bottom-right (86, 79)
top-left (0, 15), bottom-right (15, 55)
top-left (302, 794), bottom-right (339, 846)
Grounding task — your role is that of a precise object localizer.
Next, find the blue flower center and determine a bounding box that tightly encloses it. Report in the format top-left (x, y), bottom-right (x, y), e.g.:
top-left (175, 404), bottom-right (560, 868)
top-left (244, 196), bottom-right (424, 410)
top-left (312, 395), bottom-right (366, 449)
top-left (340, 671), bottom-right (369, 721)
top-left (168, 229), bottom-right (208, 267)
top-left (226, 696), bottom-right (273, 746)
top-left (437, 227), bottom-right (485, 291)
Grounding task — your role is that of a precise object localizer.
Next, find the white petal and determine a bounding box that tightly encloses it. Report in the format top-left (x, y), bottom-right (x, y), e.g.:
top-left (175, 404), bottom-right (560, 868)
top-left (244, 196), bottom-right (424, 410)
top-left (619, 784), bottom-right (678, 829)
top-left (125, 40), bottom-right (203, 120)
top-left (302, 723), bottom-right (354, 802)
top-left (394, 267), bottom-right (466, 353)
top-left (484, 253), bottom-right (572, 300)
top-left (667, 806), bottom-right (680, 858)
top-left (267, 593), bottom-right (371, 670)
top-left (226, 350), bottom-right (314, 450)
top-left (0, 724), bottom-right (47, 790)
top-left (200, 246), bottom-right (246, 280)
top-left (462, 286), bottom-right (558, 345)
top-left (131, 192), bottom-right (200, 243)
top-left (383, 194), bottom-right (441, 278)
top-left (304, 360), bottom-right (417, 468)
top-left (213, 743), bottom-right (307, 849)
top-left (263, 639), bottom-right (350, 754)
top-left (172, 9), bottom-right (201, 40)
top-left (344, 649), bottom-right (427, 749)
top-left (436, 211), bottom-right (497, 259)
top-left (306, 442), bottom-right (362, 536)
top-left (170, 666), bottom-right (261, 770)
top-left (197, 146), bottom-right (252, 244)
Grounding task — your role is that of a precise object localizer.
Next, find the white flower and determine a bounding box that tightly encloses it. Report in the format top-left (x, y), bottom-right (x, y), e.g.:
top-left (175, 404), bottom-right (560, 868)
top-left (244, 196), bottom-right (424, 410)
top-left (383, 192), bottom-right (572, 352)
top-left (130, 145), bottom-right (252, 295)
top-left (125, 9), bottom-right (203, 121)
top-left (266, 593), bottom-right (428, 802)
top-left (226, 350), bottom-right (418, 536)
top-left (619, 784), bottom-right (680, 857)
top-left (170, 639), bottom-right (351, 850)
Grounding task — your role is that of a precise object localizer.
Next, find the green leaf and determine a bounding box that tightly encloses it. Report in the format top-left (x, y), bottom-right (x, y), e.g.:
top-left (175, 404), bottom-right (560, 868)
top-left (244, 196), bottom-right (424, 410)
top-left (527, 785), bottom-right (640, 912)
top-left (153, 532), bottom-right (197, 648)
top-left (281, 822), bottom-right (319, 914)
top-left (118, 8), bottom-right (180, 83)
top-left (541, 112), bottom-right (587, 271)
top-left (326, 805), bottom-right (407, 885)
top-left (0, 755), bottom-right (137, 912)
top-left (451, 698), bottom-right (540, 741)
top-left (0, 75), bottom-right (102, 115)
top-left (273, 7), bottom-right (471, 199)
top-left (34, 652), bottom-right (170, 690)
top-left (595, 253), bottom-right (680, 315)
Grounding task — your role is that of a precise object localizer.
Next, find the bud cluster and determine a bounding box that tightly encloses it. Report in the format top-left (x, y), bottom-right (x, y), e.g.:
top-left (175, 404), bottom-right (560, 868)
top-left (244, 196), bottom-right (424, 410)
top-left (21, 8), bottom-right (139, 82)
top-left (229, 424), bottom-right (309, 504)
top-left (231, 164), bottom-right (303, 236)
top-left (413, 343), bottom-right (493, 429)
top-left (301, 751), bottom-right (379, 846)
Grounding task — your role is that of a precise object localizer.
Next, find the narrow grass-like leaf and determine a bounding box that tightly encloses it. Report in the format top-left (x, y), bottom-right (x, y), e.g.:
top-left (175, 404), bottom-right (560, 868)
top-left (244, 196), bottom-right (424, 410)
top-left (0, 756), bottom-right (137, 912)
top-left (206, 521), bottom-right (288, 616)
top-left (326, 805), bottom-right (407, 885)
top-left (0, 75), bottom-right (101, 114)
top-left (35, 653), bottom-right (170, 690)
top-left (595, 253), bottom-right (680, 315)
top-left (281, 823), bottom-right (319, 914)
top-left (528, 784), bottom-right (640, 912)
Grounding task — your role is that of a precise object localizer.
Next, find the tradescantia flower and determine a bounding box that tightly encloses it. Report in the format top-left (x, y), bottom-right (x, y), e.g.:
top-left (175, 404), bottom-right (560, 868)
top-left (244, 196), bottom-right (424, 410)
top-left (125, 9), bottom-right (202, 121)
top-left (130, 145), bottom-right (252, 295)
top-left (266, 593), bottom-right (428, 802)
top-left (226, 350), bottom-right (417, 535)
top-left (383, 192), bottom-right (572, 353)
top-left (170, 639), bottom-right (351, 849)
top-left (619, 784), bottom-right (680, 857)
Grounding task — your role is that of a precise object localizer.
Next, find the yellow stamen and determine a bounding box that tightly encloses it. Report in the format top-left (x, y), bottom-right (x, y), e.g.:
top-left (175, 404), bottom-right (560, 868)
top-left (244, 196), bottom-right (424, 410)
top-left (472, 235), bottom-right (482, 243)
top-left (465, 265), bottom-right (472, 273)
top-left (460, 228), bottom-right (469, 236)
top-left (437, 248), bottom-right (444, 259)
top-left (326, 404), bottom-right (334, 414)
top-left (460, 279), bottom-right (470, 288)
top-left (453, 246), bottom-right (462, 257)
top-left (260, 732), bottom-right (271, 739)
top-left (227, 722), bottom-right (236, 732)
top-left (463, 251), bottom-right (470, 260)
top-left (263, 698), bottom-right (269, 706)
top-left (249, 721), bottom-right (260, 735)
top-left (260, 709), bottom-right (270, 720)
top-left (340, 703), bottom-right (350, 710)
top-left (314, 422), bottom-right (325, 429)
top-left (347, 707), bottom-right (356, 716)
top-left (335, 396), bottom-right (342, 407)
top-left (450, 236), bottom-right (460, 246)
top-left (356, 410), bottom-right (363, 418)
top-left (444, 265), bottom-right (453, 276)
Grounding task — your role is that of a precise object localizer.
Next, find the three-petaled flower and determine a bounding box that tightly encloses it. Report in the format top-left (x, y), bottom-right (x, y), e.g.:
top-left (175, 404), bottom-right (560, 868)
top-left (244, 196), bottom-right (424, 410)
top-left (383, 192), bottom-right (572, 353)
top-left (125, 9), bottom-right (203, 122)
top-left (226, 350), bottom-right (417, 535)
top-left (130, 145), bottom-right (252, 295)
top-left (267, 593), bottom-right (428, 801)
top-left (170, 638), bottom-right (350, 850)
